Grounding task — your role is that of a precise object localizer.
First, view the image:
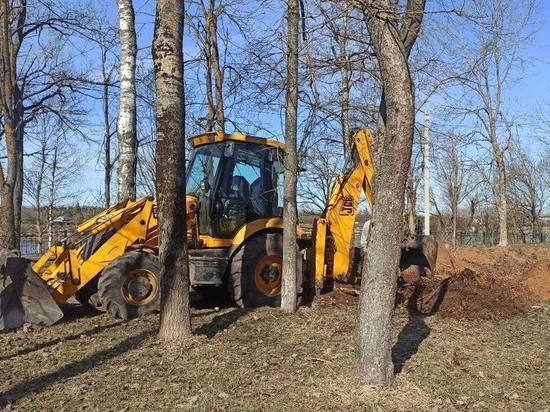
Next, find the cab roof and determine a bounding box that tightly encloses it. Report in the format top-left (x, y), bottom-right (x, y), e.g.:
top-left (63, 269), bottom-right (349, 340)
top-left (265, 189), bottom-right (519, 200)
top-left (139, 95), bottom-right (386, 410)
top-left (189, 131), bottom-right (285, 150)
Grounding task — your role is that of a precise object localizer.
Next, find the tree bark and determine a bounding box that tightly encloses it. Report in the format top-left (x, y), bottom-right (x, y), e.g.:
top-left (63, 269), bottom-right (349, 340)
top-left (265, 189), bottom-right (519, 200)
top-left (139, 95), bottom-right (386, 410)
top-left (153, 0), bottom-right (192, 342)
top-left (200, 0), bottom-right (224, 132)
top-left (47, 132), bottom-right (60, 249)
top-left (406, 171), bottom-right (416, 235)
top-left (338, 1), bottom-right (351, 156)
top-left (280, 0), bottom-right (299, 313)
top-left (33, 134), bottom-right (48, 253)
top-left (356, 0), bottom-right (424, 386)
top-left (101, 46), bottom-right (113, 208)
top-left (14, 113), bottom-right (24, 248)
top-left (116, 0), bottom-right (138, 202)
top-left (493, 142), bottom-right (508, 246)
top-left (0, 0), bottom-right (21, 249)
top-left (203, 21), bottom-right (216, 131)
top-left (207, 0), bottom-right (225, 132)
top-left (34, 141), bottom-right (47, 252)
top-left (0, 121), bottom-right (18, 250)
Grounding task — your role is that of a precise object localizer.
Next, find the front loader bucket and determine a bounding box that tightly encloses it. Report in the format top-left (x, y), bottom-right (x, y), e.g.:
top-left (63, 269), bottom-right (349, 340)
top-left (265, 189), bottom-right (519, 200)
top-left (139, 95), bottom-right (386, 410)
top-left (0, 256), bottom-right (63, 330)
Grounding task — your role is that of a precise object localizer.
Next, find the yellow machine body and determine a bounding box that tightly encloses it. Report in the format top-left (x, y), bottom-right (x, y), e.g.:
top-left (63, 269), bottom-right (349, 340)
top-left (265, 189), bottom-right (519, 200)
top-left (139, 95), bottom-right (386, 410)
top-left (1, 129), bottom-right (435, 328)
top-left (310, 129), bottom-right (375, 284)
top-left (28, 132), bottom-right (289, 307)
top-left (32, 196), bottom-right (158, 304)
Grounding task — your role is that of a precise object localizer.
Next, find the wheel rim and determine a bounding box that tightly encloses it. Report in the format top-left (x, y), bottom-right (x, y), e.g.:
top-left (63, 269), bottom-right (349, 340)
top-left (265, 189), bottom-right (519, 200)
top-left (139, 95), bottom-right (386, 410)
top-left (254, 255), bottom-right (282, 297)
top-left (121, 269), bottom-right (159, 306)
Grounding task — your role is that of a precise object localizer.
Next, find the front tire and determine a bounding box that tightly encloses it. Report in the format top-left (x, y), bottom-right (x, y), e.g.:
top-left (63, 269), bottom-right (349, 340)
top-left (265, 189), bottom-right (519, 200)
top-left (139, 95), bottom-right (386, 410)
top-left (228, 232), bottom-right (283, 307)
top-left (98, 252), bottom-right (160, 320)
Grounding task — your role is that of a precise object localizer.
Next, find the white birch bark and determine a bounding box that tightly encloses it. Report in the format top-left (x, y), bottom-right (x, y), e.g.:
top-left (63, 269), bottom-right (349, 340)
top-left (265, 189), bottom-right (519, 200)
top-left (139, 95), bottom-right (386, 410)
top-left (116, 0), bottom-right (138, 201)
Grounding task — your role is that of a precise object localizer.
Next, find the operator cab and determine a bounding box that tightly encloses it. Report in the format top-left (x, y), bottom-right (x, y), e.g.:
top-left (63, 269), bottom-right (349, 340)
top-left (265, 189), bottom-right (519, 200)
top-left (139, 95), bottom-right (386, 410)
top-left (186, 135), bottom-right (285, 239)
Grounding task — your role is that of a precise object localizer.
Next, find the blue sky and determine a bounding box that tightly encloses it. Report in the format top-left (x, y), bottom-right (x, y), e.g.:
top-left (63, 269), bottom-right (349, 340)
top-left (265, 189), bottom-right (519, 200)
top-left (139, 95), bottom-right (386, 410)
top-left (425, 0), bottom-right (550, 159)
top-left (38, 0), bottom-right (550, 206)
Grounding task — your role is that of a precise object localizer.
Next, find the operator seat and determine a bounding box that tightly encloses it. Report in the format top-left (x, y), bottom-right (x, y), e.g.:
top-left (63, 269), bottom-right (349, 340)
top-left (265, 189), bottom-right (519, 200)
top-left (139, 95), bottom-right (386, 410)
top-left (224, 175), bottom-right (250, 230)
top-left (250, 177), bottom-right (269, 217)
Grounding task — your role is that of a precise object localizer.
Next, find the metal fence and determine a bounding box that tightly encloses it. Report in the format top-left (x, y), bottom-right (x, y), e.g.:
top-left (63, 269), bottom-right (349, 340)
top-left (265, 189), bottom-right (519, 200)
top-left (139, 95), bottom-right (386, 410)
top-left (20, 231), bottom-right (68, 257)
top-left (18, 228), bottom-right (549, 259)
top-left (433, 230), bottom-right (550, 247)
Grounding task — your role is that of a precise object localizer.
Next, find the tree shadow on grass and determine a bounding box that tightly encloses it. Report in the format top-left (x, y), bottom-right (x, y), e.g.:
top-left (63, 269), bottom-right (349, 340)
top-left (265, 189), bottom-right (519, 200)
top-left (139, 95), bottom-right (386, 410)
top-left (59, 304), bottom-right (104, 322)
top-left (194, 308), bottom-right (252, 338)
top-left (0, 320), bottom-right (124, 362)
top-left (0, 329), bottom-right (154, 408)
top-left (392, 278), bottom-right (450, 374)
top-left (190, 287), bottom-right (233, 310)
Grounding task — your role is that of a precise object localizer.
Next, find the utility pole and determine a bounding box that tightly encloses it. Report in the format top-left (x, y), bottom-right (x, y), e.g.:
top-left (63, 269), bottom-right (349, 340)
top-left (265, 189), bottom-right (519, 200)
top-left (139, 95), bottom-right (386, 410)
top-left (423, 112), bottom-right (430, 236)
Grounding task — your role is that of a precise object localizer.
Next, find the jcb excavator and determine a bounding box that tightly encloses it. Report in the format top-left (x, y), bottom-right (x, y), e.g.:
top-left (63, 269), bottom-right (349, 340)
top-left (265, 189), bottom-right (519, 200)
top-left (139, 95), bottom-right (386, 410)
top-left (0, 129), bottom-right (436, 329)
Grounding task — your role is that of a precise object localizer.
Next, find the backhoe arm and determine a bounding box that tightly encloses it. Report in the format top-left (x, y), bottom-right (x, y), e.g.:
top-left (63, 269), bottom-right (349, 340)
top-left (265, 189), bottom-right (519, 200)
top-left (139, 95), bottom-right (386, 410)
top-left (308, 129), bottom-right (375, 286)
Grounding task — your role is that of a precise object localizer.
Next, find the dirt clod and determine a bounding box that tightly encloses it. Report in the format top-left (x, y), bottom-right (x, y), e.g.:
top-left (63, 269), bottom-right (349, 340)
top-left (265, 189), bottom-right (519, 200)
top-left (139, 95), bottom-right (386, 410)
top-left (399, 244), bottom-right (550, 318)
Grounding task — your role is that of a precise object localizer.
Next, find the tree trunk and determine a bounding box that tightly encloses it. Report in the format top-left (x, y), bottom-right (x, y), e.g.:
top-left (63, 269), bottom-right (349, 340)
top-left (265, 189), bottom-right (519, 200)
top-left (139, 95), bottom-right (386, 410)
top-left (0, 0), bottom-right (21, 249)
top-left (338, 1), bottom-right (351, 156)
top-left (203, 30), bottom-right (216, 131)
top-left (13, 108), bottom-right (24, 249)
top-left (47, 201), bottom-right (54, 248)
top-left (280, 0), bottom-right (299, 313)
top-left (0, 190), bottom-right (17, 250)
top-left (451, 200), bottom-right (457, 248)
top-left (47, 134), bottom-right (60, 249)
top-left (495, 152), bottom-right (508, 246)
top-left (207, 0), bottom-right (225, 132)
top-left (116, 0), bottom-right (138, 202)
top-left (0, 119), bottom-right (18, 250)
top-left (153, 0), bottom-right (192, 342)
top-left (356, 0), bottom-right (424, 386)
top-left (35, 141), bottom-right (47, 253)
top-left (102, 47), bottom-right (112, 208)
top-left (406, 171), bottom-right (416, 235)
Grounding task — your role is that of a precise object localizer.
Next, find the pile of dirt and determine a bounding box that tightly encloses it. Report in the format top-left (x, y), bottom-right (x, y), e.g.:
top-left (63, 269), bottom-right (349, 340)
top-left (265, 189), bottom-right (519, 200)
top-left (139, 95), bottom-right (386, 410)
top-left (400, 244), bottom-right (550, 319)
top-left (329, 245), bottom-right (550, 319)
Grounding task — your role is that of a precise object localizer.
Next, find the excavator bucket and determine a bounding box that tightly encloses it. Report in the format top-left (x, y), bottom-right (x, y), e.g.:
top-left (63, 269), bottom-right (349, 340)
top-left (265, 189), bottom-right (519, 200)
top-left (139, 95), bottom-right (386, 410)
top-left (401, 235), bottom-right (439, 277)
top-left (0, 255), bottom-right (63, 330)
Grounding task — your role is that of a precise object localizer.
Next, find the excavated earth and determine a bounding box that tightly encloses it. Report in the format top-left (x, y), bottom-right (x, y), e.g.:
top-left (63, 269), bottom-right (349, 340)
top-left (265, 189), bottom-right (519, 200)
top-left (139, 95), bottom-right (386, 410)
top-left (399, 244), bottom-right (550, 319)
top-left (1, 244), bottom-right (549, 411)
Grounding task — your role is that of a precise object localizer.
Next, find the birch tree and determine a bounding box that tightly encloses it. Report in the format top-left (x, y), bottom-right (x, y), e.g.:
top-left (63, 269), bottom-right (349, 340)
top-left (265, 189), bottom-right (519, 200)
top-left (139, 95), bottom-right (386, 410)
top-left (280, 0), bottom-right (300, 313)
top-left (355, 0), bottom-right (425, 386)
top-left (116, 0), bottom-right (138, 202)
top-left (153, 0), bottom-right (192, 341)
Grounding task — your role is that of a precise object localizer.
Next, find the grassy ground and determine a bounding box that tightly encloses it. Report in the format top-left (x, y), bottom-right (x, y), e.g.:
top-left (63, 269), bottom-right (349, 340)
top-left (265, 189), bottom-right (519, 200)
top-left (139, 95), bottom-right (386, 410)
top-left (1, 295), bottom-right (549, 411)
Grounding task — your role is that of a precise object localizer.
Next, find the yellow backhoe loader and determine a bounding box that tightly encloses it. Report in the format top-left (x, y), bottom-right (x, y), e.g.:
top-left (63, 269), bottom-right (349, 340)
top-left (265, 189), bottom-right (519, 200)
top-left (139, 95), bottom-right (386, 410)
top-left (0, 129), bottom-right (436, 329)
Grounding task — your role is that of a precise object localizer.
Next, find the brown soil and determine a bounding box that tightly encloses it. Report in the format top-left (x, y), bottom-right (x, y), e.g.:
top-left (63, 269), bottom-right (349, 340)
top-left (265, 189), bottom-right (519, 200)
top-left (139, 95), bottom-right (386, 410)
top-left (399, 244), bottom-right (550, 319)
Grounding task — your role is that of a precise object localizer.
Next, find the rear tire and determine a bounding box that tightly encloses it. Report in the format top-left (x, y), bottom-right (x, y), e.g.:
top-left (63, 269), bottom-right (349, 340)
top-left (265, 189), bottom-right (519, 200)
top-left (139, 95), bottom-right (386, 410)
top-left (98, 252), bottom-right (160, 320)
top-left (227, 232), bottom-right (283, 307)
